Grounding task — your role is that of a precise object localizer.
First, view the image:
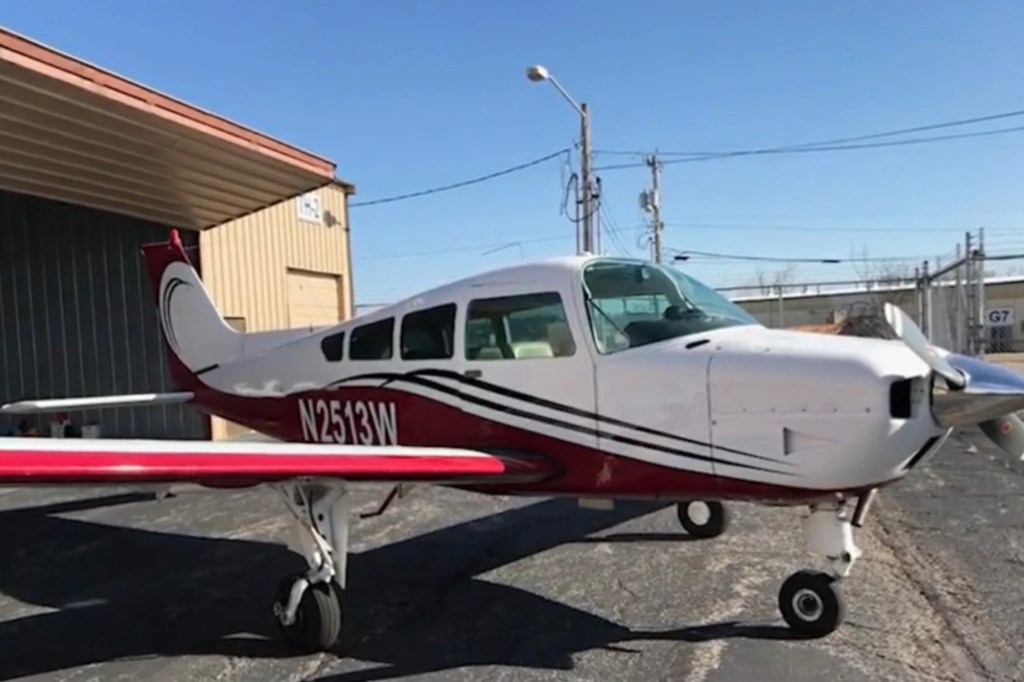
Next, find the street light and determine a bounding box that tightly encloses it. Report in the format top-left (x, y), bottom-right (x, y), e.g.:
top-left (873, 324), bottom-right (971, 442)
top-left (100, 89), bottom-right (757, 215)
top-left (525, 64), bottom-right (595, 256)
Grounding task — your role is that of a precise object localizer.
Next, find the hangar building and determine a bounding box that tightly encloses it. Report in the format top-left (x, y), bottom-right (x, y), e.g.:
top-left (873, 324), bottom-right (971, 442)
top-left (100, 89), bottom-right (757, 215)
top-left (0, 28), bottom-right (356, 441)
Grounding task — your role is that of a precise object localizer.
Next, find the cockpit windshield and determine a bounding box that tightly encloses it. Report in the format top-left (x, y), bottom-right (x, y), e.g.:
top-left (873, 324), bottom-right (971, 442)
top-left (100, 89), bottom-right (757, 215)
top-left (581, 258), bottom-right (759, 354)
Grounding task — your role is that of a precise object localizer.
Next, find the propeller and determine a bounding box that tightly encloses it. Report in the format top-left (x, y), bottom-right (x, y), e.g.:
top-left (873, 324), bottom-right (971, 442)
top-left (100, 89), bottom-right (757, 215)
top-left (883, 303), bottom-right (1024, 460)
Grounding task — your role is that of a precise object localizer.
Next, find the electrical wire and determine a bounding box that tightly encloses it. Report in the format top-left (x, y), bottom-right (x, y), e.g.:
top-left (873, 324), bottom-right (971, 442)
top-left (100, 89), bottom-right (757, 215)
top-left (358, 233), bottom-right (572, 261)
top-left (624, 221), bottom-right (1016, 234)
top-left (350, 149), bottom-right (570, 207)
top-left (594, 107), bottom-right (1024, 158)
top-left (594, 125), bottom-right (1024, 171)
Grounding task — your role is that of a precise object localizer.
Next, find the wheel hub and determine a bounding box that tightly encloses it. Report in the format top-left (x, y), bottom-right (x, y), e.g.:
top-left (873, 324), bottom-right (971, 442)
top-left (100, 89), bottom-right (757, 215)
top-left (688, 502), bottom-right (711, 525)
top-left (792, 588), bottom-right (824, 621)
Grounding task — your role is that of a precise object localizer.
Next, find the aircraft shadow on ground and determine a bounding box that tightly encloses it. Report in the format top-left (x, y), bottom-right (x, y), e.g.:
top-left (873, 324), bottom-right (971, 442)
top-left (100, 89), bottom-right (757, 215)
top-left (0, 492), bottom-right (800, 681)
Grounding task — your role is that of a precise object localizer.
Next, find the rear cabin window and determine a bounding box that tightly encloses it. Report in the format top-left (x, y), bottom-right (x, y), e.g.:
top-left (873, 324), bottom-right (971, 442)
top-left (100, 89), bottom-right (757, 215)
top-left (465, 292), bottom-right (575, 360)
top-left (401, 303), bottom-right (456, 360)
top-left (320, 331), bottom-right (345, 362)
top-left (349, 318), bottom-right (394, 360)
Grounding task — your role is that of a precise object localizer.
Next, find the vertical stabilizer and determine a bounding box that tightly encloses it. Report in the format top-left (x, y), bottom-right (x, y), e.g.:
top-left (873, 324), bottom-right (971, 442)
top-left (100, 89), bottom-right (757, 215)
top-left (140, 230), bottom-right (243, 389)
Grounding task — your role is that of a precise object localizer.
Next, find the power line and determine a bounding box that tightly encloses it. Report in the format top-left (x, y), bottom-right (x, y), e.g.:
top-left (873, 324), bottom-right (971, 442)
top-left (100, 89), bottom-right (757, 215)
top-left (594, 124), bottom-right (1024, 172)
top-left (671, 248), bottom-right (960, 265)
top-left (358, 233), bottom-right (571, 261)
top-left (672, 249), bottom-right (841, 264)
top-left (638, 221), bottom-right (1016, 234)
top-left (350, 149), bottom-right (570, 207)
top-left (595, 107), bottom-right (1024, 158)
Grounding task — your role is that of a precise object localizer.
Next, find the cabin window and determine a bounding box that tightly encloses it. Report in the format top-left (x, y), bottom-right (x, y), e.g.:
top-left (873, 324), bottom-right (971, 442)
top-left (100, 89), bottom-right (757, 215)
top-left (401, 303), bottom-right (456, 360)
top-left (582, 259), bottom-right (757, 354)
top-left (320, 331), bottom-right (346, 362)
top-left (465, 292), bottom-right (576, 360)
top-left (349, 317), bottom-right (394, 360)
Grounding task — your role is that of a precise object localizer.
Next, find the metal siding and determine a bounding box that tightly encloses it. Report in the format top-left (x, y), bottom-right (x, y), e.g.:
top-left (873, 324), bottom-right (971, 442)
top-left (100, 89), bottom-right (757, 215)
top-left (199, 184), bottom-right (352, 439)
top-left (286, 269), bottom-right (343, 327)
top-left (0, 189), bottom-right (207, 438)
top-left (200, 184), bottom-right (352, 329)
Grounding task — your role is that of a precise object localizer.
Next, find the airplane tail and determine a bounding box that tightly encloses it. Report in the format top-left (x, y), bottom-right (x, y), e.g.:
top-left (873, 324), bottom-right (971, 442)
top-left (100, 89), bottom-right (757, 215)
top-left (140, 230), bottom-right (243, 391)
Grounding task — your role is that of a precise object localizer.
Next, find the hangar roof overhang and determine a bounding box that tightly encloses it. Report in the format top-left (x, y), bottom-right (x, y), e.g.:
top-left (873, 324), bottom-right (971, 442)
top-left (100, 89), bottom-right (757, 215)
top-left (0, 28), bottom-right (355, 231)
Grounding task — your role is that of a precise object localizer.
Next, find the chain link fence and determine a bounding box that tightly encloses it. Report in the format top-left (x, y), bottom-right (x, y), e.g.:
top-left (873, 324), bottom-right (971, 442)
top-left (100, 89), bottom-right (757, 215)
top-left (722, 244), bottom-right (1024, 357)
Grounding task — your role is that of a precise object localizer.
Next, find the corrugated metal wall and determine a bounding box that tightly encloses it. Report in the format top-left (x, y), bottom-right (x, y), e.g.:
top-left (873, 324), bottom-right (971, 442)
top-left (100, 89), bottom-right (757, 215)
top-left (199, 183), bottom-right (353, 329)
top-left (0, 189), bottom-right (208, 439)
top-left (198, 183), bottom-right (353, 439)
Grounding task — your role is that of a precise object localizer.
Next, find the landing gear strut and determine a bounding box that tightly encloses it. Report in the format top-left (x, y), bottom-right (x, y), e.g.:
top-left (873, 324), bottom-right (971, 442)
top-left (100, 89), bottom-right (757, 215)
top-left (778, 500), bottom-right (861, 637)
top-left (271, 484), bottom-right (351, 653)
top-left (676, 500), bottom-right (731, 539)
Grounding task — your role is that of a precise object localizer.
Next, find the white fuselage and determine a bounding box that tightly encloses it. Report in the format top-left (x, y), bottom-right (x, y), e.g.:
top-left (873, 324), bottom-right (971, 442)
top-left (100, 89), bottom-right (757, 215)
top-left (164, 255), bottom-right (949, 500)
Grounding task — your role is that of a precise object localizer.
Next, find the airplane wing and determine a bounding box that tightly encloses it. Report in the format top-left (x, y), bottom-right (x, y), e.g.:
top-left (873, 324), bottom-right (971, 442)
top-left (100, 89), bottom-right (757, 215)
top-left (0, 392), bottom-right (194, 414)
top-left (0, 437), bottom-right (560, 486)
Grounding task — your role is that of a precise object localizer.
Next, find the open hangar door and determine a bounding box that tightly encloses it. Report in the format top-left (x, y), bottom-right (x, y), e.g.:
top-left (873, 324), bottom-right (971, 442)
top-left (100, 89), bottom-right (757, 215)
top-left (0, 190), bottom-right (208, 439)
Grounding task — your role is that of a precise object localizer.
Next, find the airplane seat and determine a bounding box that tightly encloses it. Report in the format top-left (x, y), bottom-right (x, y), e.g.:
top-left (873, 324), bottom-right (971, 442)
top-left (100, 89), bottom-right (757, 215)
top-left (546, 321), bottom-right (575, 356)
top-left (625, 321), bottom-right (661, 347)
top-left (512, 341), bottom-right (554, 359)
top-left (475, 346), bottom-right (505, 360)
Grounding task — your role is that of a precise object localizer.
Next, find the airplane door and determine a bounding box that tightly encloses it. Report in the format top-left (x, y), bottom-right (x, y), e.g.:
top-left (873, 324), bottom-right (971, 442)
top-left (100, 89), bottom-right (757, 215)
top-left (455, 285), bottom-right (598, 452)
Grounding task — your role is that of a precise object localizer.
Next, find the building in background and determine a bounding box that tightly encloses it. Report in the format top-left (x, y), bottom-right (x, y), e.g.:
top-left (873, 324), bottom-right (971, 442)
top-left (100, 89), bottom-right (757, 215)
top-left (730, 275), bottom-right (1024, 354)
top-left (0, 27), bottom-right (355, 441)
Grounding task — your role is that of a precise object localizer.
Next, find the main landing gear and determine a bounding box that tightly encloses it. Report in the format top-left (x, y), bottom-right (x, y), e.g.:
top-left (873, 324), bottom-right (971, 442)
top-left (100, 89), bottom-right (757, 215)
top-left (778, 496), bottom-right (869, 638)
top-left (676, 500), bottom-right (731, 539)
top-left (272, 483), bottom-right (351, 653)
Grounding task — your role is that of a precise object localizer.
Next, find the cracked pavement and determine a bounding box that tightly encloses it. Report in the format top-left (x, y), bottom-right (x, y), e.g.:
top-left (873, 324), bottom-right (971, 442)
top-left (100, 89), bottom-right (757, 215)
top-left (0, 426), bottom-right (1021, 681)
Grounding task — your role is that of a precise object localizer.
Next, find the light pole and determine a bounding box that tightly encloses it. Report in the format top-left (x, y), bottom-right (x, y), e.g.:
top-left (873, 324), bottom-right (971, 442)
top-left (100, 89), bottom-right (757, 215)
top-left (526, 64), bottom-right (595, 255)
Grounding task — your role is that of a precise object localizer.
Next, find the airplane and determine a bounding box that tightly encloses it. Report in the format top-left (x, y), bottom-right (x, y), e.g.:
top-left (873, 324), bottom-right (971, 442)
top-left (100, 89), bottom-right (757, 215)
top-left (3, 228), bottom-right (1024, 654)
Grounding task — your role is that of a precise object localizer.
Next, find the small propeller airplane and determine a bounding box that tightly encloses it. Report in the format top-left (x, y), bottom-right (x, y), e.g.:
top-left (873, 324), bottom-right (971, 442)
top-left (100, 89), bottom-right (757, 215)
top-left (2, 229), bottom-right (1024, 653)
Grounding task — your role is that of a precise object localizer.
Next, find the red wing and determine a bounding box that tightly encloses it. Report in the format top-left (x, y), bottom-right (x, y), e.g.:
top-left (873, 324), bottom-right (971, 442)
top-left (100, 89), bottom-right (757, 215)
top-left (0, 438), bottom-right (560, 486)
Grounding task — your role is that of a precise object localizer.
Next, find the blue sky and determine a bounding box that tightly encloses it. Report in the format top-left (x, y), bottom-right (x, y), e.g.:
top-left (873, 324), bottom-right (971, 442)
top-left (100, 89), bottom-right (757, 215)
top-left (3, 0), bottom-right (1024, 305)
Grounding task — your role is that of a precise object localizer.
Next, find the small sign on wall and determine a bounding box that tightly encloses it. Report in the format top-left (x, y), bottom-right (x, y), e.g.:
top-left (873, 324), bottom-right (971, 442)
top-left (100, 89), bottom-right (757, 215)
top-left (986, 306), bottom-right (1016, 327)
top-left (297, 191), bottom-right (322, 224)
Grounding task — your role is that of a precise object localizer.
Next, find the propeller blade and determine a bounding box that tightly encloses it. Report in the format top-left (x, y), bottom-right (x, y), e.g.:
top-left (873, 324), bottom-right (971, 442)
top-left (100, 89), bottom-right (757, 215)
top-left (883, 303), bottom-right (966, 389)
top-left (979, 414), bottom-right (1024, 460)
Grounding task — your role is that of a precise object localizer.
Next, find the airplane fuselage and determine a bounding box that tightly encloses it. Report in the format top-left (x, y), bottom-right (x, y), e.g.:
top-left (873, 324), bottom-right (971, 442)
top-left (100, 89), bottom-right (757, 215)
top-left (172, 256), bottom-right (950, 505)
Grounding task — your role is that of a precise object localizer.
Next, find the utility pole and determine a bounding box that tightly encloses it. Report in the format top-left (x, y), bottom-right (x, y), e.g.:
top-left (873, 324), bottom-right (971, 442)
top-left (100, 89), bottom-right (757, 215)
top-left (640, 153), bottom-right (664, 262)
top-left (976, 227), bottom-right (986, 356)
top-left (579, 102), bottom-right (596, 254)
top-left (965, 231), bottom-right (977, 355)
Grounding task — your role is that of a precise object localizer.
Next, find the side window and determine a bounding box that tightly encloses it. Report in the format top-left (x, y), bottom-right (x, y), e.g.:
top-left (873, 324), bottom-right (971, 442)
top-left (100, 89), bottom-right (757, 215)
top-left (349, 317), bottom-right (394, 360)
top-left (401, 303), bottom-right (456, 360)
top-left (465, 292), bottom-right (575, 360)
top-left (320, 331), bottom-right (345, 362)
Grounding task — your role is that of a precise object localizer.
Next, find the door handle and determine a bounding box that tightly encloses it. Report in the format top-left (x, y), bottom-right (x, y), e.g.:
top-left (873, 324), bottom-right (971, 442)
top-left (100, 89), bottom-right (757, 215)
top-left (464, 369), bottom-right (483, 378)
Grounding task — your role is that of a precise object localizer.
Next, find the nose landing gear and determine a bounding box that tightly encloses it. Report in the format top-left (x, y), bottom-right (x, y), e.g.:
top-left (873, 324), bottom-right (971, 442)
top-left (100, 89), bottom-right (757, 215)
top-left (778, 500), bottom-right (861, 637)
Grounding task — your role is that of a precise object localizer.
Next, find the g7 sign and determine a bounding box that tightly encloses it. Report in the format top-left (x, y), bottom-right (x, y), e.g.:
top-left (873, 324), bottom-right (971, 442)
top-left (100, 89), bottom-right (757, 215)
top-left (986, 307), bottom-right (1016, 327)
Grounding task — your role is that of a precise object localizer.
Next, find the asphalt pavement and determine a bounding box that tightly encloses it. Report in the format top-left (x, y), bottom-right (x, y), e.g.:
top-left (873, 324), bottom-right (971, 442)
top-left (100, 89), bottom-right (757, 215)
top-left (0, 428), bottom-right (1020, 682)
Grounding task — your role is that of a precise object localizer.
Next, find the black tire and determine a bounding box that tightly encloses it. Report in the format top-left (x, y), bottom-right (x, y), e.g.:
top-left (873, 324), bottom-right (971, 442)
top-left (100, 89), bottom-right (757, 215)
top-left (778, 569), bottom-right (846, 638)
top-left (676, 501), bottom-right (731, 539)
top-left (274, 573), bottom-right (345, 653)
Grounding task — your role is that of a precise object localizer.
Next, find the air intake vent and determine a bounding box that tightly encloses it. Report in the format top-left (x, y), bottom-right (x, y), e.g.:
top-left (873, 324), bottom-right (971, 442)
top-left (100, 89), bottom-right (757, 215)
top-left (889, 378), bottom-right (913, 419)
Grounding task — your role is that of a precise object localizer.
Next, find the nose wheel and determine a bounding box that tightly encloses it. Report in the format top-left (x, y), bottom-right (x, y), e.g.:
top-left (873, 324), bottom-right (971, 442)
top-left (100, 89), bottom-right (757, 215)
top-left (676, 500), bottom-right (731, 539)
top-left (777, 502), bottom-right (860, 637)
top-left (778, 569), bottom-right (845, 637)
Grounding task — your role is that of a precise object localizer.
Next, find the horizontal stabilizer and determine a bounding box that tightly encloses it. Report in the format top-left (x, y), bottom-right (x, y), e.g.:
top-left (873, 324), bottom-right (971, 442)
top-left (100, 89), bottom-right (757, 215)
top-left (0, 437), bottom-right (561, 486)
top-left (0, 392), bottom-right (195, 415)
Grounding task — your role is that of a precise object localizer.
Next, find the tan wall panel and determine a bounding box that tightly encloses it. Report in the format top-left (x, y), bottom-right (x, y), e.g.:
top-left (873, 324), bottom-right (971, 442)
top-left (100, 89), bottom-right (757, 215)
top-left (200, 183), bottom-right (353, 328)
top-left (287, 269), bottom-right (343, 327)
top-left (198, 182), bottom-right (354, 439)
